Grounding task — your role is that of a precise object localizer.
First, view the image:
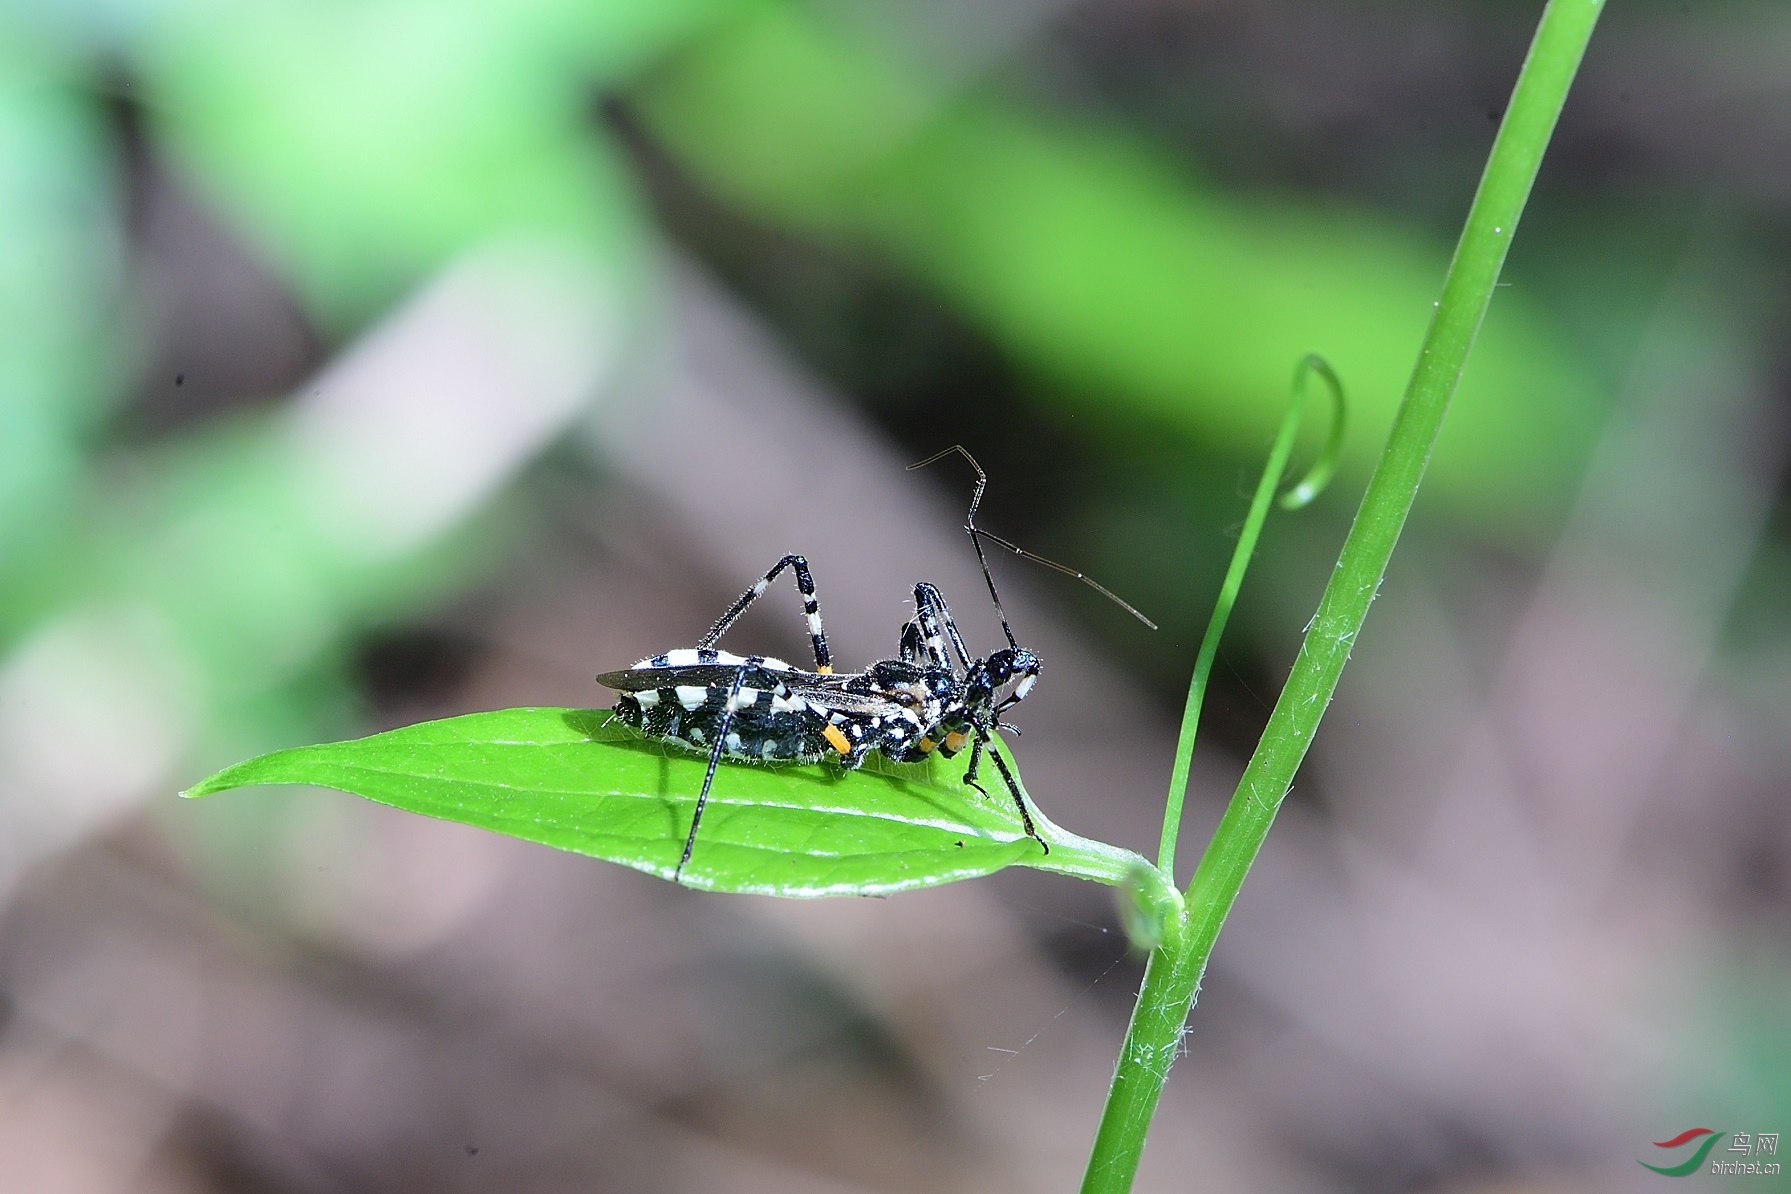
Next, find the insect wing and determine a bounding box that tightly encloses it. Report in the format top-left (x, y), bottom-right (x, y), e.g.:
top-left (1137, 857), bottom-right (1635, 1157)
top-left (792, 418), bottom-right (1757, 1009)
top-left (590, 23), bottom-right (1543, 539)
top-left (595, 664), bottom-right (805, 692)
top-left (784, 684), bottom-right (908, 719)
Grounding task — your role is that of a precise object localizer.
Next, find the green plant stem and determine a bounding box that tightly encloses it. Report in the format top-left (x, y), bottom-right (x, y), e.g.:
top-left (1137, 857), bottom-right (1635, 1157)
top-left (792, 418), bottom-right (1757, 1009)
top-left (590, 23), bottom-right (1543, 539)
top-left (1081, 2), bottom-right (1604, 1190)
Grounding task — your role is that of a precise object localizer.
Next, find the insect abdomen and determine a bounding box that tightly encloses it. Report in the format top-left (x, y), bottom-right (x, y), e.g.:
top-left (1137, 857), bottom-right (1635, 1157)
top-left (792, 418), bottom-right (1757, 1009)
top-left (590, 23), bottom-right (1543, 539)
top-left (612, 687), bottom-right (832, 764)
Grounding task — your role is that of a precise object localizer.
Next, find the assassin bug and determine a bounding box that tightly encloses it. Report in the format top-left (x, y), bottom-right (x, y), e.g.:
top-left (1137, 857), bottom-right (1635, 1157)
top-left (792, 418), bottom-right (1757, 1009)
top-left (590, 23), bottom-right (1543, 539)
top-left (597, 446), bottom-right (1154, 882)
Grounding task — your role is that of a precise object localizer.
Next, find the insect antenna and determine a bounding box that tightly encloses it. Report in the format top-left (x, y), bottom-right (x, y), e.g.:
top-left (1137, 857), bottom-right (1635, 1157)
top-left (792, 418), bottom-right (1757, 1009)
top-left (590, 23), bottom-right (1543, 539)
top-left (907, 445), bottom-right (1159, 633)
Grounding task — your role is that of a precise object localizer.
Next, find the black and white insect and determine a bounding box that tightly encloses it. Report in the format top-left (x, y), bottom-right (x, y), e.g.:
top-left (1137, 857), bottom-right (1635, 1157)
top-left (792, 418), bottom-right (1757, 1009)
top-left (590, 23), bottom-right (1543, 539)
top-left (597, 446), bottom-right (1154, 882)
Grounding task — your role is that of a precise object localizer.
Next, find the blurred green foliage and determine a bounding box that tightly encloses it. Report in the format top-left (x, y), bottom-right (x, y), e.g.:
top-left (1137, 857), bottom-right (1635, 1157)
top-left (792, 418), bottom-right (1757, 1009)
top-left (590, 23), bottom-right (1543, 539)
top-left (637, 2), bottom-right (1606, 526)
top-left (2, 0), bottom-right (722, 772)
top-left (136, 0), bottom-right (722, 326)
top-left (0, 0), bottom-right (1622, 784)
top-left (0, 28), bottom-right (122, 591)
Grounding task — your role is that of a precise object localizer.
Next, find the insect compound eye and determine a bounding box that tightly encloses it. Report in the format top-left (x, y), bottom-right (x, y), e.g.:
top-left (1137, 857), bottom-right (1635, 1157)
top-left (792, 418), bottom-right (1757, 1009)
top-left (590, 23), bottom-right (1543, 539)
top-left (991, 648), bottom-right (1039, 707)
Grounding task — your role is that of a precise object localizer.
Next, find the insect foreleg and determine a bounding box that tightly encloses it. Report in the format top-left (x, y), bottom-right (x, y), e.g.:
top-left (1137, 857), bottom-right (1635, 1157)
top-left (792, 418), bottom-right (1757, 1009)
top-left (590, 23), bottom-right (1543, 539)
top-left (982, 736), bottom-right (1045, 853)
top-left (961, 733), bottom-right (988, 797)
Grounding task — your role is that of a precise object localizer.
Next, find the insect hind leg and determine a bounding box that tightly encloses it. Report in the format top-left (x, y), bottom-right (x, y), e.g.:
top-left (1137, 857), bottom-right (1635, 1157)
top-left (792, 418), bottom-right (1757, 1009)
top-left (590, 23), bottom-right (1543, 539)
top-left (912, 583), bottom-right (971, 672)
top-left (899, 619), bottom-right (927, 665)
top-left (699, 554), bottom-right (833, 674)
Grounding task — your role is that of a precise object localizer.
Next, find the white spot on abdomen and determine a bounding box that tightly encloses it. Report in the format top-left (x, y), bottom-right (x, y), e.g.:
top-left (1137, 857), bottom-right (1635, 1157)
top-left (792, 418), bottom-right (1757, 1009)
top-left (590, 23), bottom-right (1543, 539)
top-left (656, 648), bottom-right (752, 668)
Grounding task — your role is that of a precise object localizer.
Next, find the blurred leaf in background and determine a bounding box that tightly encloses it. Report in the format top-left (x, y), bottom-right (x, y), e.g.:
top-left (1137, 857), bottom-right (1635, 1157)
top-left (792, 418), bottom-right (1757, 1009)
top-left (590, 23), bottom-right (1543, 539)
top-left (0, 0), bottom-right (731, 896)
top-left (633, 1), bottom-right (1607, 529)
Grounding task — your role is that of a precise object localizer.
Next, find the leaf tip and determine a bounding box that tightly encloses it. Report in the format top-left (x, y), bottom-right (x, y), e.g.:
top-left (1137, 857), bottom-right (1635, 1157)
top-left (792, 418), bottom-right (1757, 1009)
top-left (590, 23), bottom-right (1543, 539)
top-left (180, 770), bottom-right (234, 800)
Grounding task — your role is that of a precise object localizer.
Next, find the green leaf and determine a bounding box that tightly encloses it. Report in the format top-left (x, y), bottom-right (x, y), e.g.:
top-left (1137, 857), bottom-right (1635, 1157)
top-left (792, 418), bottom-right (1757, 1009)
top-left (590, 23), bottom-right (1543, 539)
top-left (183, 707), bottom-right (1148, 897)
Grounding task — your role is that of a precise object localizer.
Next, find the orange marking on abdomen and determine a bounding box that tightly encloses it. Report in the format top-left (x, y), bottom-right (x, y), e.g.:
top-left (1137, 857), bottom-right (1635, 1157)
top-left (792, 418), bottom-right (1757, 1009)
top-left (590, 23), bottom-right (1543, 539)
top-left (822, 724), bottom-right (852, 755)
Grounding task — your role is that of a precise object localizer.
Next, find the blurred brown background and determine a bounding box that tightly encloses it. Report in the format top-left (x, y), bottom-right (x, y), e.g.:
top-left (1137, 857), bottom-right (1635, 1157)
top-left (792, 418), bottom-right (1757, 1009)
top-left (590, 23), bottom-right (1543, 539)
top-left (0, 0), bottom-right (1787, 1190)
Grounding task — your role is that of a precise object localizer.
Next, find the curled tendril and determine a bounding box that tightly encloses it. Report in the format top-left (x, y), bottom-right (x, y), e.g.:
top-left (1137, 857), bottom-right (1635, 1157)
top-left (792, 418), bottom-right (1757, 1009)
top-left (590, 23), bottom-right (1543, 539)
top-left (1156, 352), bottom-right (1350, 877)
top-left (1279, 353), bottom-right (1348, 511)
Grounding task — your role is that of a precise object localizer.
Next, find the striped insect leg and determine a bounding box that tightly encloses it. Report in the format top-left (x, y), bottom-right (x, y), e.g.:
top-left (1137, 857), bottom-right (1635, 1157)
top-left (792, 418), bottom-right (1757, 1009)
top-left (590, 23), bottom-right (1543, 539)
top-left (912, 583), bottom-right (972, 671)
top-left (698, 555), bottom-right (834, 674)
top-left (675, 666), bottom-right (752, 882)
top-left (982, 736), bottom-right (1045, 852)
